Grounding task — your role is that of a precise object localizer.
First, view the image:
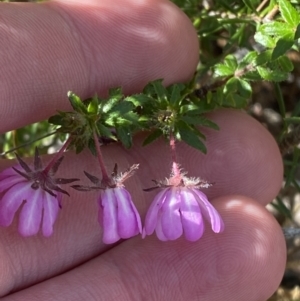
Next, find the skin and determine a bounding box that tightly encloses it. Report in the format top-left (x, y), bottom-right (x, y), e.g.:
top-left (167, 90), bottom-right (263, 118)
top-left (0, 0), bottom-right (286, 300)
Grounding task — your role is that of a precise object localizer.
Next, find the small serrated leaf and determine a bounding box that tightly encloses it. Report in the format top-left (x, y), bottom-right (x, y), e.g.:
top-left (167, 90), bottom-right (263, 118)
top-left (67, 92), bottom-right (87, 114)
top-left (108, 87), bottom-right (123, 101)
top-left (179, 104), bottom-right (201, 115)
top-left (241, 70), bottom-right (262, 81)
top-left (87, 95), bottom-right (99, 114)
top-left (116, 126), bottom-right (132, 148)
top-left (259, 21), bottom-right (293, 36)
top-left (102, 98), bottom-right (120, 114)
top-left (176, 121), bottom-right (207, 153)
top-left (238, 51), bottom-right (258, 68)
top-left (142, 129), bottom-right (163, 146)
top-left (254, 32), bottom-right (276, 48)
top-left (277, 55), bottom-right (294, 72)
top-left (97, 124), bottom-right (116, 140)
top-left (125, 94), bottom-right (153, 106)
top-left (257, 66), bottom-right (288, 81)
top-left (214, 64), bottom-right (234, 77)
top-left (272, 33), bottom-right (295, 60)
top-left (278, 0), bottom-right (300, 27)
top-left (181, 116), bottom-right (219, 130)
top-left (224, 55), bottom-right (238, 70)
top-left (255, 50), bottom-right (273, 65)
top-left (149, 79), bottom-right (168, 106)
top-left (109, 101), bottom-right (135, 114)
top-left (169, 83), bottom-right (185, 107)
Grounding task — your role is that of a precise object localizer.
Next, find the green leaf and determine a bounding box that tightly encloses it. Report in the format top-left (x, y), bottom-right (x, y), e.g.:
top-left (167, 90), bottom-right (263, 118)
top-left (108, 87), bottom-right (123, 101)
top-left (238, 51), bottom-right (258, 68)
top-left (169, 83), bottom-right (185, 107)
top-left (67, 92), bottom-right (87, 114)
top-left (255, 50), bottom-right (273, 65)
top-left (102, 98), bottom-right (121, 114)
top-left (87, 95), bottom-right (99, 114)
top-left (148, 79), bottom-right (168, 106)
top-left (97, 124), bottom-right (116, 140)
top-left (295, 23), bottom-right (300, 39)
top-left (259, 21), bottom-right (293, 36)
top-left (87, 138), bottom-right (96, 156)
top-left (125, 94), bottom-right (153, 107)
top-left (277, 55), bottom-right (294, 72)
top-left (224, 54), bottom-right (238, 70)
top-left (278, 0), bottom-right (300, 27)
top-left (214, 64), bottom-right (235, 76)
top-left (256, 66), bottom-right (288, 81)
top-left (223, 78), bottom-right (252, 108)
top-left (241, 70), bottom-right (262, 81)
top-left (254, 32), bottom-right (276, 48)
top-left (272, 33), bottom-right (295, 60)
top-left (179, 104), bottom-right (201, 114)
top-left (109, 101), bottom-right (135, 115)
top-left (180, 116), bottom-right (219, 130)
top-left (142, 129), bottom-right (163, 146)
top-left (176, 120), bottom-right (207, 153)
top-left (116, 126), bottom-right (132, 148)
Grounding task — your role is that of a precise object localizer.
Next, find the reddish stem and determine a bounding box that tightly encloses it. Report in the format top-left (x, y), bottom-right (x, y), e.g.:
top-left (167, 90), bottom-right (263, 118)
top-left (170, 133), bottom-right (180, 178)
top-left (43, 136), bottom-right (72, 175)
top-left (93, 130), bottom-right (110, 182)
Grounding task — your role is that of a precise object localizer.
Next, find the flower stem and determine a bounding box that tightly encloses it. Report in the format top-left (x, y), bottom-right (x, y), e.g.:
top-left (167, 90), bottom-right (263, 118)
top-left (169, 132), bottom-right (180, 178)
top-left (93, 130), bottom-right (110, 183)
top-left (43, 136), bottom-right (72, 175)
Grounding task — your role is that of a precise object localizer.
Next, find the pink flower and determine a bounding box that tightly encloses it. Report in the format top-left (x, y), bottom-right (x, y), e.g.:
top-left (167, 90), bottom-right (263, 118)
top-left (143, 186), bottom-right (224, 241)
top-left (99, 187), bottom-right (142, 244)
top-left (0, 149), bottom-right (78, 237)
top-left (72, 165), bottom-right (142, 244)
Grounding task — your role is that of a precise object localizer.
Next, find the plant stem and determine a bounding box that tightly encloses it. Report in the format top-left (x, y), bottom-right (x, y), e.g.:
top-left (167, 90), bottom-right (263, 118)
top-left (44, 136), bottom-right (72, 175)
top-left (93, 130), bottom-right (110, 183)
top-left (169, 132), bottom-right (180, 178)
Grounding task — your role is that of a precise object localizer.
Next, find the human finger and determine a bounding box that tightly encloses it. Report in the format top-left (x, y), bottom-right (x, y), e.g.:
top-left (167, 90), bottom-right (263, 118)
top-left (0, 196), bottom-right (286, 301)
top-left (0, 0), bottom-right (198, 132)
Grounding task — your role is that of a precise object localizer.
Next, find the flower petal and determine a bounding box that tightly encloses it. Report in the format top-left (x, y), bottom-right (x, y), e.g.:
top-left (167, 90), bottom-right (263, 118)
top-left (0, 174), bottom-right (24, 193)
top-left (143, 189), bottom-right (168, 237)
top-left (179, 188), bottom-right (204, 241)
top-left (0, 182), bottom-right (30, 226)
top-left (0, 166), bottom-right (19, 180)
top-left (18, 188), bottom-right (43, 236)
top-left (100, 189), bottom-right (120, 244)
top-left (42, 192), bottom-right (60, 237)
top-left (192, 189), bottom-right (224, 233)
top-left (155, 211), bottom-right (168, 241)
top-left (115, 188), bottom-right (141, 238)
top-left (161, 188), bottom-right (183, 240)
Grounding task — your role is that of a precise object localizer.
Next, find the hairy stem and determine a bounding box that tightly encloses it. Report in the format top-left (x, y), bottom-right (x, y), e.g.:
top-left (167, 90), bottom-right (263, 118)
top-left (170, 132), bottom-right (181, 178)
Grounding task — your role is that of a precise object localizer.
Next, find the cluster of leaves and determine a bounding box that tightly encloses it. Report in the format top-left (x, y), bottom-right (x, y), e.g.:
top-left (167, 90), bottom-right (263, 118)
top-left (170, 0), bottom-right (299, 111)
top-left (49, 80), bottom-right (219, 154)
